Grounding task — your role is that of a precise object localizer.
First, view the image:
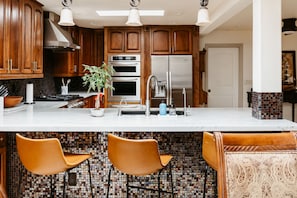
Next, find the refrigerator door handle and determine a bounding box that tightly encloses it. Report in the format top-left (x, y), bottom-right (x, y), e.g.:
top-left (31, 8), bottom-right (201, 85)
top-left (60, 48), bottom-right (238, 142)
top-left (168, 71), bottom-right (172, 105)
top-left (166, 72), bottom-right (169, 105)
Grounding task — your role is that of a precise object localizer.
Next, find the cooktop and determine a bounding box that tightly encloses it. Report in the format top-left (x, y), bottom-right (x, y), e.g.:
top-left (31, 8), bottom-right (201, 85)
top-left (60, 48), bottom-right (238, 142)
top-left (35, 94), bottom-right (83, 101)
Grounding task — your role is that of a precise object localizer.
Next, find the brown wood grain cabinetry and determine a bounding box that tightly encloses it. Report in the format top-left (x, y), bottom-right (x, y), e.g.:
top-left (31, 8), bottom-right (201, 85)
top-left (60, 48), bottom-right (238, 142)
top-left (106, 28), bottom-right (141, 53)
top-left (53, 28), bottom-right (104, 77)
top-left (0, 0), bottom-right (43, 79)
top-left (78, 28), bottom-right (93, 75)
top-left (0, 0), bottom-right (22, 75)
top-left (0, 134), bottom-right (7, 198)
top-left (21, 0), bottom-right (43, 75)
top-left (150, 26), bottom-right (192, 54)
top-left (53, 27), bottom-right (79, 77)
top-left (82, 95), bottom-right (96, 108)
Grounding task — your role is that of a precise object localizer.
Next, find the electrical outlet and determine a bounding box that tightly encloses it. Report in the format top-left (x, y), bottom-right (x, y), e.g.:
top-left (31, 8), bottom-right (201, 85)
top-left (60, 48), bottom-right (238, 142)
top-left (68, 172), bottom-right (77, 186)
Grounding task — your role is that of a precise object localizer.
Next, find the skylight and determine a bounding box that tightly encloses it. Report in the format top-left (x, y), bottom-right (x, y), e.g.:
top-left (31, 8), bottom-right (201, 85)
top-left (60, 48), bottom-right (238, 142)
top-left (96, 10), bottom-right (164, 17)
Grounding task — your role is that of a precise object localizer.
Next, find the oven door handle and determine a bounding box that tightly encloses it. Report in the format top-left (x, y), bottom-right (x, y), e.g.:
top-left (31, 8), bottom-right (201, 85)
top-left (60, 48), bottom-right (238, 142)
top-left (111, 63), bottom-right (139, 66)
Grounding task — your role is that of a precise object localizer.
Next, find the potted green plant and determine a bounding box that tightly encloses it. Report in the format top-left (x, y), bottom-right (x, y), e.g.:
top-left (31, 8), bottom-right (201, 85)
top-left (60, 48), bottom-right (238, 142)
top-left (82, 62), bottom-right (114, 116)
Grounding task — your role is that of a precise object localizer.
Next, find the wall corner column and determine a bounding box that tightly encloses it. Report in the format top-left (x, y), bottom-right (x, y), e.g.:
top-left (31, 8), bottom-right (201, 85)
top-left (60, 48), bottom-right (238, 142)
top-left (252, 0), bottom-right (282, 119)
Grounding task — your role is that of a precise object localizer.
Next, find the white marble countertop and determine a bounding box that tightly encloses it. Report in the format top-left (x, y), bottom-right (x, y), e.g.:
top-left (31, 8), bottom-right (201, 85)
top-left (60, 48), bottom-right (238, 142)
top-left (1, 99), bottom-right (297, 132)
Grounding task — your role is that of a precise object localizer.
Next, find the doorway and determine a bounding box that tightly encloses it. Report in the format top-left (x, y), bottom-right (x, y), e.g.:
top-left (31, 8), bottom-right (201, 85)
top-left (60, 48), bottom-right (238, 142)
top-left (205, 44), bottom-right (243, 107)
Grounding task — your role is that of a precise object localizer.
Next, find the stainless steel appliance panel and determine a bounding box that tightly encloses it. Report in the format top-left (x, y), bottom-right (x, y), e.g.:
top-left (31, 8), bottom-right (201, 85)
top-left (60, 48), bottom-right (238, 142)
top-left (108, 77), bottom-right (141, 102)
top-left (108, 54), bottom-right (141, 77)
top-left (151, 55), bottom-right (193, 107)
top-left (169, 55), bottom-right (192, 88)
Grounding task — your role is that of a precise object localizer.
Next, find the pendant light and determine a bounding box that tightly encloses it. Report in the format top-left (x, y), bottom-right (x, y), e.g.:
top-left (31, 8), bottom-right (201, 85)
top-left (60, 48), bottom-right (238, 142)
top-left (126, 0), bottom-right (142, 26)
top-left (282, 18), bottom-right (297, 36)
top-left (196, 0), bottom-right (210, 26)
top-left (58, 0), bottom-right (75, 26)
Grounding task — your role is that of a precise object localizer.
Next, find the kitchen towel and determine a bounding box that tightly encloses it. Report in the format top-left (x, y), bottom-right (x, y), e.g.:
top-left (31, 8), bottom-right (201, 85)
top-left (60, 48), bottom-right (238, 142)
top-left (26, 83), bottom-right (34, 104)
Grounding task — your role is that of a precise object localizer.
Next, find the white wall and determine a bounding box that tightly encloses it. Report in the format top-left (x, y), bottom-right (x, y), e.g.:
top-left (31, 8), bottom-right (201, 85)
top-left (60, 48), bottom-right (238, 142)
top-left (200, 30), bottom-right (252, 107)
top-left (200, 30), bottom-right (297, 121)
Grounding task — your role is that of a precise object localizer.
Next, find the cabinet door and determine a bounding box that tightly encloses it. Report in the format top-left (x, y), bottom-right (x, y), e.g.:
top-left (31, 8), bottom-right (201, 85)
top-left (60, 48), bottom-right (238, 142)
top-left (150, 28), bottom-right (171, 54)
top-left (22, 0), bottom-right (33, 74)
top-left (53, 27), bottom-right (79, 77)
top-left (78, 28), bottom-right (93, 76)
top-left (0, 0), bottom-right (21, 74)
top-left (32, 3), bottom-right (43, 74)
top-left (171, 28), bottom-right (192, 54)
top-left (107, 29), bottom-right (125, 53)
top-left (0, 0), bottom-right (8, 74)
top-left (53, 52), bottom-right (77, 77)
top-left (93, 29), bottom-right (104, 66)
top-left (125, 29), bottom-right (141, 53)
top-left (21, 0), bottom-right (43, 74)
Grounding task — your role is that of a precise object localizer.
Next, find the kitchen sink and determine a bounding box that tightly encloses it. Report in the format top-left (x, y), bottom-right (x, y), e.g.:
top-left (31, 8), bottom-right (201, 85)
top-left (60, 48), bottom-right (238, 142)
top-left (120, 110), bottom-right (184, 116)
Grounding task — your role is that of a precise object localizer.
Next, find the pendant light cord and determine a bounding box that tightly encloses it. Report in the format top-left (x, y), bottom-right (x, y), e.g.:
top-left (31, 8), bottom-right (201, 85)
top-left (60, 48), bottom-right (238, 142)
top-left (130, 0), bottom-right (140, 8)
top-left (200, 0), bottom-right (208, 7)
top-left (62, 0), bottom-right (72, 7)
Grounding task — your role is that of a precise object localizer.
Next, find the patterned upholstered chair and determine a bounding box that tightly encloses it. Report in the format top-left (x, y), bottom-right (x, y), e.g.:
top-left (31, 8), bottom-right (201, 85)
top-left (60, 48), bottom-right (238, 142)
top-left (213, 132), bottom-right (297, 198)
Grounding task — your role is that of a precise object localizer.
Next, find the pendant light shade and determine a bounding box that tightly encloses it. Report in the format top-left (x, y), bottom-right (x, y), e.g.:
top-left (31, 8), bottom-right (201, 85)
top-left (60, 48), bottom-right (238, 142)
top-left (126, 0), bottom-right (142, 26)
top-left (126, 7), bottom-right (142, 26)
top-left (58, 7), bottom-right (75, 26)
top-left (196, 7), bottom-right (210, 26)
top-left (196, 0), bottom-right (210, 26)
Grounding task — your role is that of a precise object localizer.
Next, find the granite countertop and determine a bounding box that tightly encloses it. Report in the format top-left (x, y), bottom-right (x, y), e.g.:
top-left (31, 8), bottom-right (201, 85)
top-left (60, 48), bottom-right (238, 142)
top-left (1, 97), bottom-right (297, 132)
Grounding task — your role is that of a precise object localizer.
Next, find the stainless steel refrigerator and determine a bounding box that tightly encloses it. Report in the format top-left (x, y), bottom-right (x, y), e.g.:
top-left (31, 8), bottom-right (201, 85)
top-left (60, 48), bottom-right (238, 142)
top-left (151, 55), bottom-right (193, 107)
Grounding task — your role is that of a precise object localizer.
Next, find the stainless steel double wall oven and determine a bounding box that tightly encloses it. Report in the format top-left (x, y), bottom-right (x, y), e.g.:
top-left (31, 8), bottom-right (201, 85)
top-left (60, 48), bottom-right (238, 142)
top-left (108, 54), bottom-right (141, 102)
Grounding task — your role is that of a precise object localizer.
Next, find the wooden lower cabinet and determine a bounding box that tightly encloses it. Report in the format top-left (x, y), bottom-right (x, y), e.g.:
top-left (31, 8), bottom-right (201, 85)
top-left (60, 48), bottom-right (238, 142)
top-left (0, 134), bottom-right (6, 198)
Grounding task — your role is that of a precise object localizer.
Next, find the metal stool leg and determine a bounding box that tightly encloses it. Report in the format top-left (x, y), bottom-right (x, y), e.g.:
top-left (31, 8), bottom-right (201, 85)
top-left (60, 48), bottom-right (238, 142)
top-left (63, 171), bottom-right (67, 198)
top-left (157, 170), bottom-right (162, 198)
top-left (87, 159), bottom-right (94, 198)
top-left (18, 166), bottom-right (24, 198)
top-left (107, 165), bottom-right (113, 198)
top-left (169, 162), bottom-right (174, 197)
top-left (126, 175), bottom-right (130, 198)
top-left (50, 175), bottom-right (56, 198)
top-left (203, 165), bottom-right (208, 198)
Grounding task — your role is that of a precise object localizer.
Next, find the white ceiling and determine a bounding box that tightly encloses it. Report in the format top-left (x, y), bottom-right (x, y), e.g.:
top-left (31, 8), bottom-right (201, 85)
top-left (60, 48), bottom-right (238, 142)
top-left (37, 0), bottom-right (297, 35)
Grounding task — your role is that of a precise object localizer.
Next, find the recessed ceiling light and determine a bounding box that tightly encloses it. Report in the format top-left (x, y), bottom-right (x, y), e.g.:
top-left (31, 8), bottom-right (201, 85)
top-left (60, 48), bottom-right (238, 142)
top-left (96, 10), bottom-right (164, 16)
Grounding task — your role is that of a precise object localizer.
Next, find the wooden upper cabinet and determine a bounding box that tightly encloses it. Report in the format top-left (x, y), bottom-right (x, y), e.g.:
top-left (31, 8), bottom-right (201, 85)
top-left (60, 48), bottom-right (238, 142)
top-left (106, 28), bottom-right (141, 53)
top-left (53, 28), bottom-right (104, 77)
top-left (0, 0), bottom-right (22, 74)
top-left (150, 28), bottom-right (171, 54)
top-left (93, 29), bottom-right (104, 66)
top-left (108, 30), bottom-right (124, 52)
top-left (22, 0), bottom-right (43, 74)
top-left (53, 27), bottom-right (79, 77)
top-left (151, 26), bottom-right (193, 54)
top-left (78, 28), bottom-right (94, 76)
top-left (125, 29), bottom-right (141, 52)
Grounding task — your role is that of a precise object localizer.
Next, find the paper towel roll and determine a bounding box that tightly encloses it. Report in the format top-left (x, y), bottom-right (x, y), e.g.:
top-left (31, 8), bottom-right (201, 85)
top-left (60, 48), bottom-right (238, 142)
top-left (0, 97), bottom-right (3, 114)
top-left (26, 83), bottom-right (34, 104)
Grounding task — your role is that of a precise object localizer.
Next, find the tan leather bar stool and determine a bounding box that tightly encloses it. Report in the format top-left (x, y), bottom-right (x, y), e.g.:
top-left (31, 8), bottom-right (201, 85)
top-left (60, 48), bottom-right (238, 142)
top-left (16, 133), bottom-right (94, 198)
top-left (107, 133), bottom-right (174, 197)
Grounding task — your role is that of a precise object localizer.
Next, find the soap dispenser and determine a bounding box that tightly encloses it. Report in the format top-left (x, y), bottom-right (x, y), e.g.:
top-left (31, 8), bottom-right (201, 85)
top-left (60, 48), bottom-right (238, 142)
top-left (159, 100), bottom-right (167, 115)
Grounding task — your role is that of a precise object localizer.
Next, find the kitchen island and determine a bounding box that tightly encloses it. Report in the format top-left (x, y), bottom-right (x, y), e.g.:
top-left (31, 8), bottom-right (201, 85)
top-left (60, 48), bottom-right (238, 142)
top-left (2, 101), bottom-right (297, 197)
top-left (1, 102), bottom-right (297, 132)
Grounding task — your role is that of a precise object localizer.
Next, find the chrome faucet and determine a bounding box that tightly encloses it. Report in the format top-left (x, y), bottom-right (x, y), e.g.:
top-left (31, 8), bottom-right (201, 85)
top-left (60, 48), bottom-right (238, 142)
top-left (117, 98), bottom-right (127, 116)
top-left (182, 88), bottom-right (187, 116)
top-left (146, 75), bottom-right (158, 116)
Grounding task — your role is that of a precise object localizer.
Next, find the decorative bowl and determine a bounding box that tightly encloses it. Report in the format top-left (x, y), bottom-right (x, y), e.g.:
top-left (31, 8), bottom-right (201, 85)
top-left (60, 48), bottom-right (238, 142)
top-left (4, 96), bottom-right (23, 108)
top-left (90, 108), bottom-right (104, 117)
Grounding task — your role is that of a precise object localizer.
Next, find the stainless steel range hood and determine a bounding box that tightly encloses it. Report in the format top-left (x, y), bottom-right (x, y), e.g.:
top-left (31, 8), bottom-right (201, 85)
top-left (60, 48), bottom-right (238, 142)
top-left (44, 12), bottom-right (80, 51)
